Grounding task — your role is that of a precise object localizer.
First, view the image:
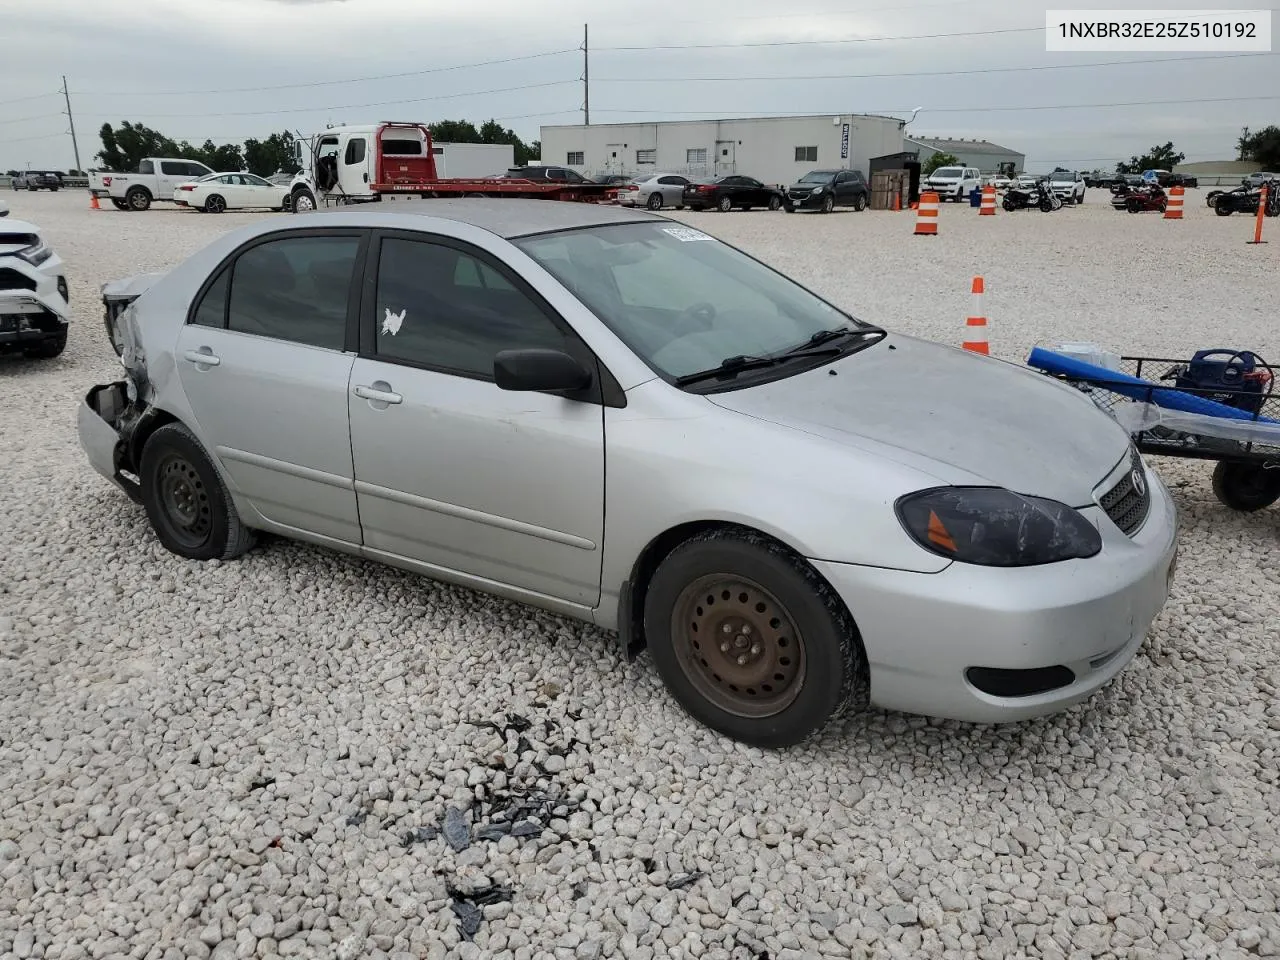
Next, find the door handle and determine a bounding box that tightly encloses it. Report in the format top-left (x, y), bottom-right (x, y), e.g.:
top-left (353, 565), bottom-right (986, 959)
top-left (354, 383), bottom-right (402, 405)
top-left (182, 349), bottom-right (220, 366)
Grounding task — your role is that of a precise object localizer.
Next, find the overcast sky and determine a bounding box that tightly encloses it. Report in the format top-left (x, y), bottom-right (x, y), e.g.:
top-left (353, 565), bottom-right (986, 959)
top-left (1, 0), bottom-right (1276, 173)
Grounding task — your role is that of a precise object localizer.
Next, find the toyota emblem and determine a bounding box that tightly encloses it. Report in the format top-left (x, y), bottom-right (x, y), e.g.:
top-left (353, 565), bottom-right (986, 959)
top-left (1131, 468), bottom-right (1146, 497)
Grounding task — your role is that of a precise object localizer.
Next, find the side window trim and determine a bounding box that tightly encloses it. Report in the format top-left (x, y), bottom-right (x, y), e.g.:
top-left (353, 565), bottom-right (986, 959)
top-left (184, 227), bottom-right (371, 354)
top-left (357, 229), bottom-right (625, 407)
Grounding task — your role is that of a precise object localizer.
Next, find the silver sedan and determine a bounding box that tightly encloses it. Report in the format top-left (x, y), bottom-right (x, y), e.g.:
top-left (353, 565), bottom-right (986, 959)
top-left (79, 200), bottom-right (1178, 747)
top-left (617, 173), bottom-right (691, 210)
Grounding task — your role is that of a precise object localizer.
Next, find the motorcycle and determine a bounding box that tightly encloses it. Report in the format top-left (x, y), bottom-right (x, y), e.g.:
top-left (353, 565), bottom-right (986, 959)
top-left (1213, 185), bottom-right (1279, 218)
top-left (1002, 179), bottom-right (1057, 212)
top-left (1111, 183), bottom-right (1167, 213)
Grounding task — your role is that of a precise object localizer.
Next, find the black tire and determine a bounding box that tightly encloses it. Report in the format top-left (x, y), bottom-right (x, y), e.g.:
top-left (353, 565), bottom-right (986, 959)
top-left (110, 198), bottom-right (128, 211)
top-left (291, 188), bottom-right (316, 213)
top-left (1002, 196), bottom-right (1016, 212)
top-left (140, 423), bottom-right (256, 561)
top-left (280, 192), bottom-right (294, 213)
top-left (1040, 198), bottom-right (1054, 212)
top-left (784, 205), bottom-right (795, 213)
top-left (1127, 199), bottom-right (1142, 214)
top-left (24, 329), bottom-right (67, 360)
top-left (768, 195), bottom-right (783, 211)
top-left (646, 192), bottom-right (663, 210)
top-left (643, 528), bottom-right (864, 748)
top-left (1212, 462), bottom-right (1280, 512)
top-left (1206, 191), bottom-right (1222, 208)
top-left (1215, 202), bottom-right (1233, 217)
top-left (820, 195), bottom-right (835, 214)
top-left (204, 194), bottom-right (226, 214)
top-left (853, 193), bottom-right (867, 212)
top-left (126, 187), bottom-right (151, 211)
top-left (717, 194), bottom-right (733, 212)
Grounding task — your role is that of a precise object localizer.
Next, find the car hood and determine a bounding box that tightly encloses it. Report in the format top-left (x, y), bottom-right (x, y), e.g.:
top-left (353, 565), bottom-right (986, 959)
top-left (705, 334), bottom-right (1131, 506)
top-left (0, 218), bottom-right (43, 255)
top-left (102, 271), bottom-right (167, 304)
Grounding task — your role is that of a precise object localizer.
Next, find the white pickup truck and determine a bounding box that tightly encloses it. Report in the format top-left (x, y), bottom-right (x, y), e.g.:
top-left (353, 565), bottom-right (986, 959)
top-left (90, 158), bottom-right (215, 211)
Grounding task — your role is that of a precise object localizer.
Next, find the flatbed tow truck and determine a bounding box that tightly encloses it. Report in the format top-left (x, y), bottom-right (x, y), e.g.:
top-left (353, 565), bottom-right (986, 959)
top-left (288, 122), bottom-right (615, 212)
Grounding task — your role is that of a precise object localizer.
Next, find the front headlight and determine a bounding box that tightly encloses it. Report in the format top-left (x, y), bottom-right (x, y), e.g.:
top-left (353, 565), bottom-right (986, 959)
top-left (896, 487), bottom-right (1101, 567)
top-left (17, 238), bottom-right (52, 266)
top-left (811, 185), bottom-right (825, 195)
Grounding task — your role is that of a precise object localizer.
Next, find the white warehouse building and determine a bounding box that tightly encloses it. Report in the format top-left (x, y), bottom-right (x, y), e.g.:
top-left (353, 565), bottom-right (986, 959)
top-left (539, 113), bottom-right (909, 185)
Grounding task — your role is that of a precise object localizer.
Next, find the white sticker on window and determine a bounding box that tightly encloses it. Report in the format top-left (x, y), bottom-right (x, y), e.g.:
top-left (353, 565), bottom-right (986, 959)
top-left (662, 227), bottom-right (715, 242)
top-left (381, 307), bottom-right (405, 336)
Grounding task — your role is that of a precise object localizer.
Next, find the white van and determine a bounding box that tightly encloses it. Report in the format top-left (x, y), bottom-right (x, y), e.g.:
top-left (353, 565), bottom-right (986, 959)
top-left (922, 165), bottom-right (983, 202)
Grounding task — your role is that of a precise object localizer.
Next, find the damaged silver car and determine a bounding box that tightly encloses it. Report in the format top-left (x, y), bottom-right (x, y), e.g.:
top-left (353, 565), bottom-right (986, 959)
top-left (79, 201), bottom-right (1178, 748)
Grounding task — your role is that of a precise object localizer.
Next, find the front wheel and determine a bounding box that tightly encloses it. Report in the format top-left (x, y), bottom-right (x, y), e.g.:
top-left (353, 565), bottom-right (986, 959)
top-left (140, 423), bottom-right (257, 560)
top-left (1002, 196), bottom-right (1016, 212)
top-left (643, 529), bottom-right (864, 748)
top-left (820, 195), bottom-right (835, 214)
top-left (1212, 461), bottom-right (1280, 512)
top-left (291, 189), bottom-right (316, 213)
top-left (717, 195), bottom-right (733, 212)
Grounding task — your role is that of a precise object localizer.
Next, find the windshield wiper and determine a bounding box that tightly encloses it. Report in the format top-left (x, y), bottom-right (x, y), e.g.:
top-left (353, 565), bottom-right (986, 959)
top-left (788, 325), bottom-right (886, 352)
top-left (674, 347), bottom-right (845, 386)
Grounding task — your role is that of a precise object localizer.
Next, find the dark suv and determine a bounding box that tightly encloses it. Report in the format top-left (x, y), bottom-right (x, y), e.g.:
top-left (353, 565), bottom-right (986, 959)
top-left (13, 171), bottom-right (62, 192)
top-left (504, 166), bottom-right (591, 184)
top-left (785, 169), bottom-right (869, 213)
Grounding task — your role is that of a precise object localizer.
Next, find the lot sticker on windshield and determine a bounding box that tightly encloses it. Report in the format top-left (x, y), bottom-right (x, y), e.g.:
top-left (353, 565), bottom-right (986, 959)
top-left (662, 227), bottom-right (715, 243)
top-left (381, 307), bottom-right (406, 336)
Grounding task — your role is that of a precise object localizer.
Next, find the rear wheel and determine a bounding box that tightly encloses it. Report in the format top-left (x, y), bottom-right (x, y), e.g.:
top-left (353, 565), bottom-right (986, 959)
top-left (853, 193), bottom-right (867, 211)
top-left (1212, 461), bottom-right (1280, 512)
top-left (110, 198), bottom-right (128, 210)
top-left (643, 528), bottom-right (864, 748)
top-left (279, 192), bottom-right (294, 213)
top-left (126, 187), bottom-right (151, 211)
top-left (646, 192), bottom-right (663, 210)
top-left (140, 423), bottom-right (256, 561)
top-left (768, 195), bottom-right (783, 211)
top-left (717, 194), bottom-right (733, 212)
top-left (1215, 202), bottom-right (1233, 216)
top-left (204, 194), bottom-right (226, 214)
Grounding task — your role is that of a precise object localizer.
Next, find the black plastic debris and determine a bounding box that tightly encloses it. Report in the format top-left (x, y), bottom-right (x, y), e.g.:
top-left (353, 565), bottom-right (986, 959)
top-left (447, 881), bottom-right (514, 942)
top-left (572, 881), bottom-right (588, 900)
top-left (474, 822), bottom-right (512, 842)
top-left (442, 806), bottom-right (471, 852)
top-left (249, 776), bottom-right (276, 792)
top-left (401, 826), bottom-right (438, 848)
top-left (642, 858), bottom-right (658, 874)
top-left (510, 819), bottom-right (542, 838)
top-left (666, 871), bottom-right (704, 890)
top-left (344, 811), bottom-right (367, 827)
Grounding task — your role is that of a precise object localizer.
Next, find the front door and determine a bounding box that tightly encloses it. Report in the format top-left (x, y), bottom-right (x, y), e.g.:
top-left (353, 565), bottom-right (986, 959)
top-left (715, 140), bottom-right (736, 176)
top-left (174, 230), bottom-right (366, 544)
top-left (347, 232), bottom-right (605, 606)
top-left (158, 160), bottom-right (193, 196)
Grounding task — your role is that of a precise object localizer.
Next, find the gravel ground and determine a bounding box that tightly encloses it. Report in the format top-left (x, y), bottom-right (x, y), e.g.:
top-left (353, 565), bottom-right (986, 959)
top-left (2, 189), bottom-right (1279, 960)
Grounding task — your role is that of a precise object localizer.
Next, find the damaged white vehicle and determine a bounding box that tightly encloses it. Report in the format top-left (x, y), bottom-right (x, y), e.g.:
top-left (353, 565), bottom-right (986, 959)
top-left (0, 216), bottom-right (69, 359)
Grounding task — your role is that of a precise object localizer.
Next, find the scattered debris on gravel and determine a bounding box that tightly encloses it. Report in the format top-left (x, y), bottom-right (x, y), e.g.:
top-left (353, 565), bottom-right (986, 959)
top-left (1, 191), bottom-right (1278, 959)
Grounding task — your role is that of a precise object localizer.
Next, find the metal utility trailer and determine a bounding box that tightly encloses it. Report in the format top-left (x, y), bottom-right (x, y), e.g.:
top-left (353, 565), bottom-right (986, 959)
top-left (1040, 354), bottom-right (1280, 513)
top-left (372, 178), bottom-right (617, 202)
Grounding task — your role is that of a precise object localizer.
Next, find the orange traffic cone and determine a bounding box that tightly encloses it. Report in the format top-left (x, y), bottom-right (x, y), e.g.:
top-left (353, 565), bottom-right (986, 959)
top-left (1248, 184), bottom-right (1269, 245)
top-left (914, 192), bottom-right (939, 236)
top-left (1163, 185), bottom-right (1184, 220)
top-left (962, 276), bottom-right (989, 354)
top-left (893, 192), bottom-right (901, 212)
top-left (979, 185), bottom-right (997, 216)
top-left (89, 193), bottom-right (100, 210)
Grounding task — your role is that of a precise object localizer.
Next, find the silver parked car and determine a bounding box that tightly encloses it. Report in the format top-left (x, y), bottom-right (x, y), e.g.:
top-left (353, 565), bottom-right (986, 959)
top-left (617, 173), bottom-right (691, 210)
top-left (79, 200), bottom-right (1178, 747)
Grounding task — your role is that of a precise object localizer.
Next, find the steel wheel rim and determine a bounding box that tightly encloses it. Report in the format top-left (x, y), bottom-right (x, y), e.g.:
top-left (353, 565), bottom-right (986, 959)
top-left (157, 454), bottom-right (212, 548)
top-left (671, 574), bottom-right (806, 718)
top-left (295, 193), bottom-right (314, 212)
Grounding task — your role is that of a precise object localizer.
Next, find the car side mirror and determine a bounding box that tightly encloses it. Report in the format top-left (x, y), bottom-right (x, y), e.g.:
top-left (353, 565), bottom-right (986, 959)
top-left (494, 348), bottom-right (593, 393)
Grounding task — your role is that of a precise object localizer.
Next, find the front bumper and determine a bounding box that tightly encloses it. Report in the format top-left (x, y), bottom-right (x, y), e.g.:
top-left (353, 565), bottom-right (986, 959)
top-left (79, 382), bottom-right (143, 502)
top-left (786, 191), bottom-right (827, 210)
top-left (812, 465), bottom-right (1179, 724)
top-left (0, 255), bottom-right (70, 347)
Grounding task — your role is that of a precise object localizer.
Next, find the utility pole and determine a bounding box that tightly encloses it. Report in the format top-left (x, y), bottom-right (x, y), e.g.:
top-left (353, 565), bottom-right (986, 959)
top-left (582, 24), bottom-right (590, 126)
top-left (61, 76), bottom-right (82, 173)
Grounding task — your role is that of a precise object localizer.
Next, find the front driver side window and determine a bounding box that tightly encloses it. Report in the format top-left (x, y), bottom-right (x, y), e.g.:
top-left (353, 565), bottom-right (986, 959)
top-left (373, 238), bottom-right (570, 379)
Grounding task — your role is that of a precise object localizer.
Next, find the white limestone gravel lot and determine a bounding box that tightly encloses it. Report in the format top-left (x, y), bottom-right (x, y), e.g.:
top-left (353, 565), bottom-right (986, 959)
top-left (2, 188), bottom-right (1279, 960)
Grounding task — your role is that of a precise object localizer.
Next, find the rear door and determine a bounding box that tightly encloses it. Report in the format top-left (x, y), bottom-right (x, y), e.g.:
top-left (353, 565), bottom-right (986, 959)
top-left (659, 174), bottom-right (688, 205)
top-left (174, 229), bottom-right (367, 544)
top-left (347, 230), bottom-right (606, 606)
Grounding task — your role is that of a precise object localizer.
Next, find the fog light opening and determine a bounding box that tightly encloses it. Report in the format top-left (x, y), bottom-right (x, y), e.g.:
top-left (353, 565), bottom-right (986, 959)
top-left (965, 665), bottom-right (1075, 698)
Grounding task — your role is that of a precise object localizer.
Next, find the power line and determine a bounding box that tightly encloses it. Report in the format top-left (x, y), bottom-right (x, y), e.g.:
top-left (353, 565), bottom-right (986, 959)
top-left (596, 25), bottom-right (1042, 51)
top-left (591, 94), bottom-right (1280, 118)
top-left (2, 131), bottom-right (66, 144)
top-left (0, 112), bottom-right (59, 126)
top-left (71, 80), bottom-right (579, 120)
top-left (0, 91), bottom-right (61, 108)
top-left (72, 49), bottom-right (578, 98)
top-left (595, 51), bottom-right (1277, 83)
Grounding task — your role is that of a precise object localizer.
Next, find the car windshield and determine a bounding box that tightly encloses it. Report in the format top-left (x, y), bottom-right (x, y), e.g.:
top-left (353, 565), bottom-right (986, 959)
top-left (799, 171), bottom-right (835, 183)
top-left (932, 167), bottom-right (962, 178)
top-left (515, 221), bottom-right (870, 382)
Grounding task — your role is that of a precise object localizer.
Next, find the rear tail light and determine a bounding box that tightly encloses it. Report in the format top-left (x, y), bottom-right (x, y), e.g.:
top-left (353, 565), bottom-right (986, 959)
top-left (698, 185), bottom-right (715, 192)
top-left (180, 185), bottom-right (195, 191)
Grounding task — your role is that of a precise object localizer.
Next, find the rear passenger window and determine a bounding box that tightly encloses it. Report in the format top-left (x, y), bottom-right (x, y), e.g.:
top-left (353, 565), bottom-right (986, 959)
top-left (192, 269), bottom-right (229, 328)
top-left (139, 160), bottom-right (154, 175)
top-left (373, 238), bottom-right (568, 379)
top-left (226, 236), bottom-right (359, 350)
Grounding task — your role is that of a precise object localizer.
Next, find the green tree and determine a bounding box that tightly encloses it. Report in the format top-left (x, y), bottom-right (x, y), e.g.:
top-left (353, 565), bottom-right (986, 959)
top-left (96, 121), bottom-right (180, 171)
top-left (1115, 142), bottom-right (1186, 174)
top-left (922, 151), bottom-right (961, 175)
top-left (243, 132), bottom-right (300, 177)
top-left (429, 120), bottom-right (482, 143)
top-left (430, 118), bottom-right (539, 166)
top-left (1237, 125), bottom-right (1280, 170)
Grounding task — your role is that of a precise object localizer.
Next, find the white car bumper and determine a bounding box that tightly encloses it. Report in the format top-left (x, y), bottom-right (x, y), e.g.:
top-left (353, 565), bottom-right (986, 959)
top-left (0, 251), bottom-right (69, 351)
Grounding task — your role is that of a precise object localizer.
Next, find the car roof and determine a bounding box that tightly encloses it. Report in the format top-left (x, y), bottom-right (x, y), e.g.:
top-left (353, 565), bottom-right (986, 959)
top-left (305, 198), bottom-right (662, 238)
